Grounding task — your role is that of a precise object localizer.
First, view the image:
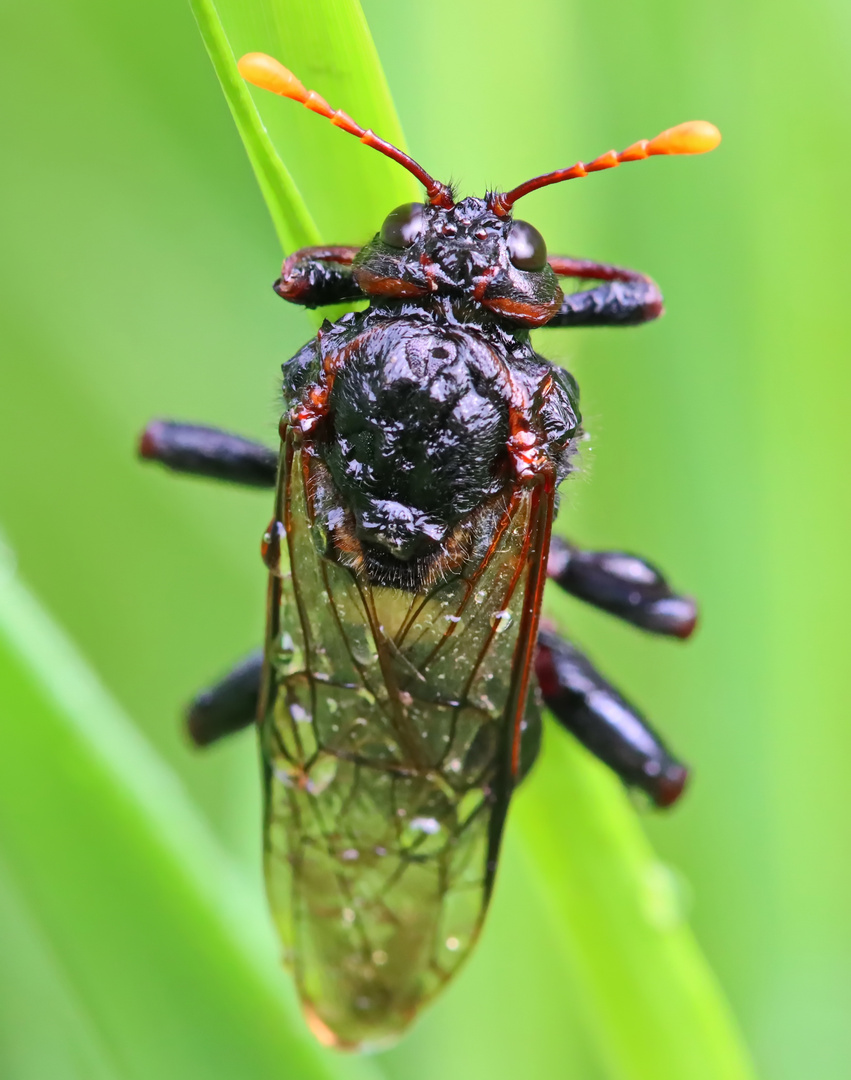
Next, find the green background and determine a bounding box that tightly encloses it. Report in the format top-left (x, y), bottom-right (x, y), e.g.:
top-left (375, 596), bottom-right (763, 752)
top-left (1, 0), bottom-right (849, 1077)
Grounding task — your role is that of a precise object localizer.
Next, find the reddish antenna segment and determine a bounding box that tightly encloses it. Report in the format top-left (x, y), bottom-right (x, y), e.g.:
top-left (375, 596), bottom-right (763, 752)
top-left (238, 53), bottom-right (454, 209)
top-left (489, 120), bottom-right (721, 216)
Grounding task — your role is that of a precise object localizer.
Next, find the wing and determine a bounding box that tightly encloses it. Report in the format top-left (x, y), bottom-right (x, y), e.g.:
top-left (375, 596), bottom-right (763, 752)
top-left (259, 427), bottom-right (554, 1050)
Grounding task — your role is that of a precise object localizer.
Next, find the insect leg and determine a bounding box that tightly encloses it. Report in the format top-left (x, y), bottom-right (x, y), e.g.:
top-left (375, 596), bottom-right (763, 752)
top-left (544, 255), bottom-right (663, 328)
top-left (274, 245), bottom-right (364, 308)
top-left (547, 535), bottom-right (697, 638)
top-left (535, 627), bottom-right (688, 807)
top-left (186, 648), bottom-right (263, 746)
top-left (139, 420), bottom-right (278, 487)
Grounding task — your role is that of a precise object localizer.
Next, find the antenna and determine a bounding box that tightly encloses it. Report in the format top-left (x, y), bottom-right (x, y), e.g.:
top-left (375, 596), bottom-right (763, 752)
top-left (238, 53), bottom-right (454, 208)
top-left (489, 120), bottom-right (721, 216)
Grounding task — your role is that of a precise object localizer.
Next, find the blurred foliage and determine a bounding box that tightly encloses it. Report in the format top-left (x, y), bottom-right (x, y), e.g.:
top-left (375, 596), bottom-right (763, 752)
top-left (0, 566), bottom-right (378, 1080)
top-left (1, 0), bottom-right (850, 1078)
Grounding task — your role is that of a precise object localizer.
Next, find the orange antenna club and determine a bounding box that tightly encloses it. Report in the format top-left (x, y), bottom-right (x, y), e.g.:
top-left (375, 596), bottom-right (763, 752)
top-left (237, 52), bottom-right (454, 208)
top-left (489, 120), bottom-right (722, 215)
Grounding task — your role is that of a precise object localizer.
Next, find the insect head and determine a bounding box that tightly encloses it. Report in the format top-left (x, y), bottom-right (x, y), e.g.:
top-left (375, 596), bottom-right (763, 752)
top-left (238, 51), bottom-right (720, 328)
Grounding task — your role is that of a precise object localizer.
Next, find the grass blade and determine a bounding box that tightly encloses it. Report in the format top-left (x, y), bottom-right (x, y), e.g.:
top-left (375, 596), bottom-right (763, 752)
top-left (190, 0), bottom-right (320, 253)
top-left (0, 853), bottom-right (118, 1080)
top-left (514, 729), bottom-right (756, 1080)
top-left (0, 556), bottom-right (379, 1080)
top-left (189, 0), bottom-right (421, 254)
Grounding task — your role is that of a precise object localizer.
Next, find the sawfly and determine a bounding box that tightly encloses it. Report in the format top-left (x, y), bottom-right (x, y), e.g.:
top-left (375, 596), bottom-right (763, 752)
top-left (140, 52), bottom-right (720, 1050)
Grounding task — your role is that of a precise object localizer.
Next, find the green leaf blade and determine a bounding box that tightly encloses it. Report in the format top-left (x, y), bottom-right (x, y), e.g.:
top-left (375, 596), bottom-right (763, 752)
top-left (0, 564), bottom-right (379, 1080)
top-left (191, 0), bottom-right (421, 256)
top-left (514, 730), bottom-right (757, 1080)
top-left (190, 0), bottom-right (320, 253)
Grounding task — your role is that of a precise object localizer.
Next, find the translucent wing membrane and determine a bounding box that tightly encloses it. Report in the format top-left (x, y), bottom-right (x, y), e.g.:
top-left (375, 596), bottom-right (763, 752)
top-left (260, 431), bottom-right (552, 1050)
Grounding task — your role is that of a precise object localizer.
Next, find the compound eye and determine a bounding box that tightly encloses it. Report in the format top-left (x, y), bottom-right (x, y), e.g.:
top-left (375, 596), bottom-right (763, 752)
top-left (507, 220), bottom-right (548, 271)
top-left (380, 203), bottom-right (426, 249)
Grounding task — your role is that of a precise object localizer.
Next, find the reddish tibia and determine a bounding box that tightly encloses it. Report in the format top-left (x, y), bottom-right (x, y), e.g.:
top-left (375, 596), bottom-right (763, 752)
top-left (547, 256), bottom-right (653, 283)
top-left (480, 294), bottom-right (561, 328)
top-left (653, 765), bottom-right (690, 808)
top-left (137, 424), bottom-right (160, 461)
top-left (352, 268), bottom-right (429, 299)
top-left (274, 245), bottom-right (361, 303)
top-left (490, 119), bottom-right (722, 215)
top-left (281, 246), bottom-right (359, 271)
top-left (238, 53), bottom-right (453, 208)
